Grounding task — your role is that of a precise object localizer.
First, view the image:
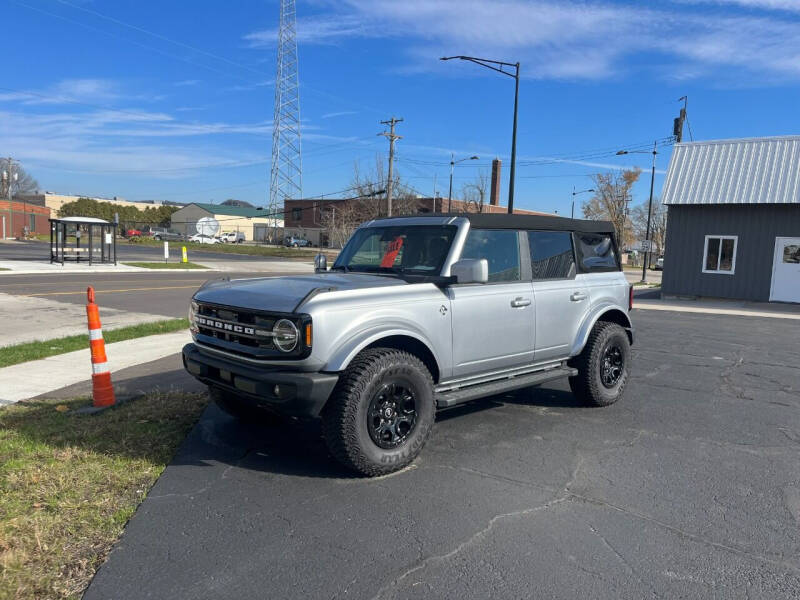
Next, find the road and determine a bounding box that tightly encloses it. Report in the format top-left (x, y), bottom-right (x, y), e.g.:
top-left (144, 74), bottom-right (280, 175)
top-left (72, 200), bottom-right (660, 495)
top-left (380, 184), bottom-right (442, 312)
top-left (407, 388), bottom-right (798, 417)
top-left (0, 271), bottom-right (293, 317)
top-left (0, 239), bottom-right (309, 264)
top-left (80, 310), bottom-right (800, 599)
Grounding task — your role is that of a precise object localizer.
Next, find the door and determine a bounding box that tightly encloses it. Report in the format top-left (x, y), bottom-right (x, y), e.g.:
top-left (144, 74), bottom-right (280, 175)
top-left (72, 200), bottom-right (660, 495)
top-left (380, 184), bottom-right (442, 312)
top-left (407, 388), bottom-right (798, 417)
top-left (770, 237), bottom-right (800, 303)
top-left (527, 231), bottom-right (590, 362)
top-left (450, 229), bottom-right (534, 378)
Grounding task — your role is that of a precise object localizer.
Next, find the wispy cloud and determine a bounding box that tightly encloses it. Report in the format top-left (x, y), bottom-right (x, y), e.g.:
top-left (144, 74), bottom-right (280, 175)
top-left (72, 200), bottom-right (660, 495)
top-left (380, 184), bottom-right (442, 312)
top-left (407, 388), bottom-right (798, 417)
top-left (224, 79), bottom-right (274, 92)
top-left (321, 110), bottom-right (357, 119)
top-left (675, 0), bottom-right (800, 12)
top-left (244, 1), bottom-right (800, 83)
top-left (174, 79), bottom-right (201, 87)
top-left (244, 15), bottom-right (369, 47)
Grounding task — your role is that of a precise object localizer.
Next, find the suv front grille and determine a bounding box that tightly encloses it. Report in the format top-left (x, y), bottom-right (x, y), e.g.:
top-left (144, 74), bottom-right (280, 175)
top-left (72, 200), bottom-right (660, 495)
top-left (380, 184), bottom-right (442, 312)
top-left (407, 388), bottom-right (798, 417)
top-left (195, 303), bottom-right (277, 355)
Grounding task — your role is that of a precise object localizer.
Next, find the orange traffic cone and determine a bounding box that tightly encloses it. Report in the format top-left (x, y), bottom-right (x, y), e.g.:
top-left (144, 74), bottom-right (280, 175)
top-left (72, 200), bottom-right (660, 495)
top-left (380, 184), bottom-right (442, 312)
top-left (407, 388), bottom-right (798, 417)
top-left (86, 286), bottom-right (115, 407)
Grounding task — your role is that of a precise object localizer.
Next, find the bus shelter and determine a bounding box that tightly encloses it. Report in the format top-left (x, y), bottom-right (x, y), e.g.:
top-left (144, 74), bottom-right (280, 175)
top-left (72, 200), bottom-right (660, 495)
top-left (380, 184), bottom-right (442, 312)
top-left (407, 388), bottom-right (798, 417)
top-left (50, 216), bottom-right (117, 265)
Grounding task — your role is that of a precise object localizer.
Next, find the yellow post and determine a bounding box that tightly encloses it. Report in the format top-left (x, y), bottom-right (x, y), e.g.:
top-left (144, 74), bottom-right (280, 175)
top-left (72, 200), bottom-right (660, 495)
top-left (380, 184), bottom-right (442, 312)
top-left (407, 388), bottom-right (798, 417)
top-left (182, 246), bottom-right (188, 263)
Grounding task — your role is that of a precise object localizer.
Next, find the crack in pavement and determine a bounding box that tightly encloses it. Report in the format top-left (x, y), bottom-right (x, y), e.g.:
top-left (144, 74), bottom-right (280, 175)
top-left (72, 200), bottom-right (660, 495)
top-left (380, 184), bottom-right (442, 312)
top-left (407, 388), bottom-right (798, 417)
top-left (370, 443), bottom-right (800, 600)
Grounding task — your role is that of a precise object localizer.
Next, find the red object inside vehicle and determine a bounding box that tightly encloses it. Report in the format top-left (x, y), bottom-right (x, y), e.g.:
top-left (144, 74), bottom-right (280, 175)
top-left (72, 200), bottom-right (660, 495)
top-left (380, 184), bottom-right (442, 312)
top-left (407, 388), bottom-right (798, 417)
top-left (379, 236), bottom-right (404, 268)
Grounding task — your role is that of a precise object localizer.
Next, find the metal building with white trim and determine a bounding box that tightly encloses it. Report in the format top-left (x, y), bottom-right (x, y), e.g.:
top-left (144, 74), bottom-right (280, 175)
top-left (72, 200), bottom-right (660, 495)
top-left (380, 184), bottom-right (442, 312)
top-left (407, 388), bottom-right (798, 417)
top-left (661, 136), bottom-right (800, 303)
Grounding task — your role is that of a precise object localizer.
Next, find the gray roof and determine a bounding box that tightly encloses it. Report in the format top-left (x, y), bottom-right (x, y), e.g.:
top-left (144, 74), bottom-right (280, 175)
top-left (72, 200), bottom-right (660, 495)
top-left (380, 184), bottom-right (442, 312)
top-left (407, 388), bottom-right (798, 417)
top-left (661, 136), bottom-right (800, 206)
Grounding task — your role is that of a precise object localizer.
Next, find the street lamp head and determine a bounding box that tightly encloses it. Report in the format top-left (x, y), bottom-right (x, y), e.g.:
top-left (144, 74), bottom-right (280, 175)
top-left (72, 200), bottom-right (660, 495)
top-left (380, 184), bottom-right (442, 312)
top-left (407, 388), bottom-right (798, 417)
top-left (616, 150), bottom-right (628, 155)
top-left (440, 56), bottom-right (455, 61)
top-left (470, 155), bottom-right (479, 160)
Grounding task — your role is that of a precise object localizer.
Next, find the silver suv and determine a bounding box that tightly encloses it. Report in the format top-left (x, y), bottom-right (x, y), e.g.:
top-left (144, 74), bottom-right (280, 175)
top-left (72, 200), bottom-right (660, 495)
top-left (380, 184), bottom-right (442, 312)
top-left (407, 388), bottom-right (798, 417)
top-left (183, 214), bottom-right (634, 476)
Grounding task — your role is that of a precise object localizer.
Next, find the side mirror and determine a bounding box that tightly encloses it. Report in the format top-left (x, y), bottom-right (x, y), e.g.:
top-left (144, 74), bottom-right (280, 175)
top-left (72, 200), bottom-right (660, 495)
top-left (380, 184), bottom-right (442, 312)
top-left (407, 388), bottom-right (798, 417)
top-left (314, 253), bottom-right (328, 273)
top-left (451, 258), bottom-right (488, 284)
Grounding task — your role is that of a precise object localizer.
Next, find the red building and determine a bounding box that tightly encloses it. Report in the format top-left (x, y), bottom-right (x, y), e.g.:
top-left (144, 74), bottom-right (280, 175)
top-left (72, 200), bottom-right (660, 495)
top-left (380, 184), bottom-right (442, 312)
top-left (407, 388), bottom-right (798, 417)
top-left (0, 200), bottom-right (51, 239)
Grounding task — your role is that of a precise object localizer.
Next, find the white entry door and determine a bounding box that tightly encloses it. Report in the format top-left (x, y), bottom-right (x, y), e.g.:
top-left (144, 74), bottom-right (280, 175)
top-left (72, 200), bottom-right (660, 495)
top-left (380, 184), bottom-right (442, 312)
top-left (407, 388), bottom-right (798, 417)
top-left (770, 237), bottom-right (800, 303)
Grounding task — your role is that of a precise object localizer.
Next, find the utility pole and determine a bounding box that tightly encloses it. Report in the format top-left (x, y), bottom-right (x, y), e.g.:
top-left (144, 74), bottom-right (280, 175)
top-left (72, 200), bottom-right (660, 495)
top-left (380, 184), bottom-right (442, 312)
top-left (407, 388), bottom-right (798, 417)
top-left (378, 117), bottom-right (403, 216)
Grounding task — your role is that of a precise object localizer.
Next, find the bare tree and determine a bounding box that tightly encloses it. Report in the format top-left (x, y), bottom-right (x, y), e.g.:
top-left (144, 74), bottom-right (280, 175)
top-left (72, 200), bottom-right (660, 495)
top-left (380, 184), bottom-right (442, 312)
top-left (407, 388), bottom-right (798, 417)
top-left (582, 168), bottom-right (641, 248)
top-left (0, 158), bottom-right (39, 198)
top-left (461, 171), bottom-right (489, 213)
top-left (631, 198), bottom-right (667, 255)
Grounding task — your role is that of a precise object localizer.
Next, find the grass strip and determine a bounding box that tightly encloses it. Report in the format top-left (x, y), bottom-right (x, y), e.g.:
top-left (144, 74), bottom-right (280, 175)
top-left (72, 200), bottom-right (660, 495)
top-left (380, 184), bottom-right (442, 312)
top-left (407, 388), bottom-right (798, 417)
top-left (0, 318), bottom-right (189, 368)
top-left (0, 267), bottom-right (9, 271)
top-left (0, 391), bottom-right (209, 599)
top-left (122, 261), bottom-right (207, 269)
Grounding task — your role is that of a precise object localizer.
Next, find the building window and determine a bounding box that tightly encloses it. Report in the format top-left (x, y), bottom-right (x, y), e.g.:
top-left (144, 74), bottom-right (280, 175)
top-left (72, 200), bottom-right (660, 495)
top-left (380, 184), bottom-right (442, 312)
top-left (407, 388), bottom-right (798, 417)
top-left (29, 213), bottom-right (36, 232)
top-left (703, 235), bottom-right (737, 274)
top-left (292, 208), bottom-right (302, 221)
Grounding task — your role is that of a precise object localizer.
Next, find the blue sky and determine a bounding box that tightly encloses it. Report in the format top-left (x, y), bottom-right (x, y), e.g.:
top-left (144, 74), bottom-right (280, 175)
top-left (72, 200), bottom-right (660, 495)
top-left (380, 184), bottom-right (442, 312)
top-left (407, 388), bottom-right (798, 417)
top-left (3, 0), bottom-right (800, 215)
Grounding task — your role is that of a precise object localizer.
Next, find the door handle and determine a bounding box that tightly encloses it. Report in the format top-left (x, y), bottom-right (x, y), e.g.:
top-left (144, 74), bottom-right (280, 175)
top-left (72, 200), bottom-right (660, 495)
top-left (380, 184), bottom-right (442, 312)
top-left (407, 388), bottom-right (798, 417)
top-left (570, 291), bottom-right (588, 302)
top-left (511, 297), bottom-right (531, 308)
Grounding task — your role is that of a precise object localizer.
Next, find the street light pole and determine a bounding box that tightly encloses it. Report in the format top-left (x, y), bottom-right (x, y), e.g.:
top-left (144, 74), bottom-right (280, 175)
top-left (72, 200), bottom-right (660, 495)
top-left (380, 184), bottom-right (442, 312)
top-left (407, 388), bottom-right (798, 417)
top-left (448, 154), bottom-right (479, 212)
top-left (616, 141), bottom-right (658, 283)
top-left (441, 56), bottom-right (519, 214)
top-left (642, 141), bottom-right (657, 283)
top-left (571, 186), bottom-right (595, 219)
top-left (508, 63), bottom-right (520, 214)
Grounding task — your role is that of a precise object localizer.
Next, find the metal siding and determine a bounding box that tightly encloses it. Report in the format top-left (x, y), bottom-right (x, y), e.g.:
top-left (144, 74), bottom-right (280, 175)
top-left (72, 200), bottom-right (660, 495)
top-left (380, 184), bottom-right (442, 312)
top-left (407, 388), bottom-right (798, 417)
top-left (662, 204), bottom-right (800, 301)
top-left (662, 136), bottom-right (800, 206)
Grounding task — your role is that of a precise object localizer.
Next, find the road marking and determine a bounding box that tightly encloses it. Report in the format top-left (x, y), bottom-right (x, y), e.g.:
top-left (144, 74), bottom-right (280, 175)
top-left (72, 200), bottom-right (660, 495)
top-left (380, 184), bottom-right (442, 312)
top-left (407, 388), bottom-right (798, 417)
top-left (0, 278), bottom-right (212, 288)
top-left (25, 285), bottom-right (202, 297)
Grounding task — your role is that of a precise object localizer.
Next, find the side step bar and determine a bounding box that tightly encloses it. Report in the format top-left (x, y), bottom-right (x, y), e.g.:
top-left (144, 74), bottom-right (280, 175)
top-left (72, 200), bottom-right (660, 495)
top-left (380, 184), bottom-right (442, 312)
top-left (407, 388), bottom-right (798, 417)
top-left (435, 366), bottom-right (577, 409)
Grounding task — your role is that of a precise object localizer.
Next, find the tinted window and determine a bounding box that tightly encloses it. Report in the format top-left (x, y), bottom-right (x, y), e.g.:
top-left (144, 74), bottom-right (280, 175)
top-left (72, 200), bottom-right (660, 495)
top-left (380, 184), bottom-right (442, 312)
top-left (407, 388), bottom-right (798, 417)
top-left (528, 231), bottom-right (575, 280)
top-left (460, 229), bottom-right (520, 282)
top-left (575, 233), bottom-right (619, 271)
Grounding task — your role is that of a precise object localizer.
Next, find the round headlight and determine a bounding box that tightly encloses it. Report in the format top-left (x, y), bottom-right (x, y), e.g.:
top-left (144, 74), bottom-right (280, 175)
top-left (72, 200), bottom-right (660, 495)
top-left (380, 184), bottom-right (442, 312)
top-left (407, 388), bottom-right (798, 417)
top-left (273, 319), bottom-right (299, 352)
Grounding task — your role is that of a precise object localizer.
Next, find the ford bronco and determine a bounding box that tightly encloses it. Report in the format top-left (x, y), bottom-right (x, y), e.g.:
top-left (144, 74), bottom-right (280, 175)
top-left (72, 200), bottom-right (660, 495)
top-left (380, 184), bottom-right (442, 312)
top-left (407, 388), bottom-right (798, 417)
top-left (183, 214), bottom-right (634, 476)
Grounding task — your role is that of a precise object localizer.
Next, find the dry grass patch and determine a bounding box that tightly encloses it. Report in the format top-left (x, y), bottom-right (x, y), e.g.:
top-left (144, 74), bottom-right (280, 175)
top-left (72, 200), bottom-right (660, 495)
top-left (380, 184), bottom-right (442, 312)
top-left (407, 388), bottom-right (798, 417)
top-left (0, 391), bottom-right (208, 599)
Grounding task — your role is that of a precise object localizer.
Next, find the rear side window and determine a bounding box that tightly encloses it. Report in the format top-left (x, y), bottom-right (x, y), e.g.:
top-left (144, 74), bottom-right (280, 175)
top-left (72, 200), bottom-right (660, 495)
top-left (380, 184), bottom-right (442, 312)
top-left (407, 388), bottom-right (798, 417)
top-left (575, 233), bottom-right (619, 272)
top-left (460, 229), bottom-right (520, 282)
top-left (527, 231), bottom-right (575, 280)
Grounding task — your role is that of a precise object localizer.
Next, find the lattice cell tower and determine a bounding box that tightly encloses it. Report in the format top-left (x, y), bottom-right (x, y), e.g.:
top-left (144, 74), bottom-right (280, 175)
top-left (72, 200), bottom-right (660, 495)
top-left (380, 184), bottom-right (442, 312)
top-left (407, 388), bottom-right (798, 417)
top-left (269, 0), bottom-right (302, 238)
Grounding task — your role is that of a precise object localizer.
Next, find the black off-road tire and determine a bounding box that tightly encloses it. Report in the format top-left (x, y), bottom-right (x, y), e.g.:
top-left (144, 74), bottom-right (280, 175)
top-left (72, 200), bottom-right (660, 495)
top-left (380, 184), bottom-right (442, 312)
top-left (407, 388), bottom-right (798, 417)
top-left (209, 386), bottom-right (284, 425)
top-left (568, 321), bottom-right (631, 407)
top-left (322, 348), bottom-right (435, 477)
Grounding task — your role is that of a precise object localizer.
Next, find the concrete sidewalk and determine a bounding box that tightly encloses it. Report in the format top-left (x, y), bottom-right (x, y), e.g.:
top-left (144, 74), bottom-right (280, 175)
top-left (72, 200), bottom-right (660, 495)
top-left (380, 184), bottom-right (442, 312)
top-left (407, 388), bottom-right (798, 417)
top-left (0, 330), bottom-right (191, 405)
top-left (0, 292), bottom-right (175, 347)
top-left (635, 294), bottom-right (800, 320)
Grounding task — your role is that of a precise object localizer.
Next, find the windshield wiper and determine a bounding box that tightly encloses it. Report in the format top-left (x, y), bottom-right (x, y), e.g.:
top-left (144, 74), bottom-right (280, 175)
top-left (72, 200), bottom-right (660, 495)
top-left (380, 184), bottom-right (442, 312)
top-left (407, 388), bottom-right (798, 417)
top-left (329, 265), bottom-right (349, 272)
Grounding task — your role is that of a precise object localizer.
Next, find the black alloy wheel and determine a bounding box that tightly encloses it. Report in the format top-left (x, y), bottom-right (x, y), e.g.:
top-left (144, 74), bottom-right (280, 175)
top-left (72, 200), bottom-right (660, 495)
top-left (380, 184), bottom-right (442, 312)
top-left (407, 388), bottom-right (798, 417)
top-left (367, 380), bottom-right (418, 449)
top-left (600, 343), bottom-right (624, 388)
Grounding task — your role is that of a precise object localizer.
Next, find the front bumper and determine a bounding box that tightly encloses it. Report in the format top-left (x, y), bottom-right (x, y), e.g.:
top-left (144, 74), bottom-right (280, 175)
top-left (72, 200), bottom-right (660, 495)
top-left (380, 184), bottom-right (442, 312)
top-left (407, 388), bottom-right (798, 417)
top-left (182, 343), bottom-right (339, 417)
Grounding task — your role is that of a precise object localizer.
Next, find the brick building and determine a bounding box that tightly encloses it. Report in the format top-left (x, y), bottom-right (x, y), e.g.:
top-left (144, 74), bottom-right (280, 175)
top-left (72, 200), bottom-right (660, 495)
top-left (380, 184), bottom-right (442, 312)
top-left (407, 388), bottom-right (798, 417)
top-left (0, 199), bottom-right (51, 239)
top-left (284, 159), bottom-right (550, 246)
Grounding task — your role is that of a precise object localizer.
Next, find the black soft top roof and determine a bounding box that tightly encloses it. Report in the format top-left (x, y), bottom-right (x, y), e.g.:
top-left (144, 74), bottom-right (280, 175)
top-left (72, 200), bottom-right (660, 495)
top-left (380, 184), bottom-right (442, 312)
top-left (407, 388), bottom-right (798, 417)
top-left (377, 213), bottom-right (615, 234)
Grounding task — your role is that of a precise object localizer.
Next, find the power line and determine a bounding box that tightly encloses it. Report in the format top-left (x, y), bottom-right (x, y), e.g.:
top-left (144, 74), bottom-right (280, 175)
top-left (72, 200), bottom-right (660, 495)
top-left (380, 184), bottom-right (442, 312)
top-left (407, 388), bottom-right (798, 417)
top-left (54, 0), bottom-right (271, 79)
top-left (10, 0), bottom-right (254, 85)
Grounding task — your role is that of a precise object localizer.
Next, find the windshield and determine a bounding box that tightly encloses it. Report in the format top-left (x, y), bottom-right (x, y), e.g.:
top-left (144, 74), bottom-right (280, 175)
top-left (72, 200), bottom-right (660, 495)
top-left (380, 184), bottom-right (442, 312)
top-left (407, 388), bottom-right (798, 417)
top-left (333, 225), bottom-right (457, 274)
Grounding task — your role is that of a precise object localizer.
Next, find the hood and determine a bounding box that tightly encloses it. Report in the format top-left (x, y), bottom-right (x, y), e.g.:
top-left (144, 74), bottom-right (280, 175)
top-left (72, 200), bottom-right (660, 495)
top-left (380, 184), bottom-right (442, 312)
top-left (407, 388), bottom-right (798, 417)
top-left (193, 273), bottom-right (407, 313)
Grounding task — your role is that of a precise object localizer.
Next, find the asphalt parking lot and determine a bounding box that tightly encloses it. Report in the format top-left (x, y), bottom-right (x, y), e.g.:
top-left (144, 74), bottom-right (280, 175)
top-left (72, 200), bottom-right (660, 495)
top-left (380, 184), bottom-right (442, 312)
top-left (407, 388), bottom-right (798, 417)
top-left (85, 309), bottom-right (800, 599)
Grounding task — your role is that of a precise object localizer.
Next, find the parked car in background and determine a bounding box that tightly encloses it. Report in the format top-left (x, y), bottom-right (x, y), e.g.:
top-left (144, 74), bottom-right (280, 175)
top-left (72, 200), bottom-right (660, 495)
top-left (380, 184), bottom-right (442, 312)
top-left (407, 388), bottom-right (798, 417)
top-left (150, 227), bottom-right (184, 241)
top-left (125, 227), bottom-right (143, 238)
top-left (284, 235), bottom-right (311, 247)
top-left (189, 233), bottom-right (220, 244)
top-left (220, 231), bottom-right (246, 243)
top-left (654, 255), bottom-right (664, 270)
